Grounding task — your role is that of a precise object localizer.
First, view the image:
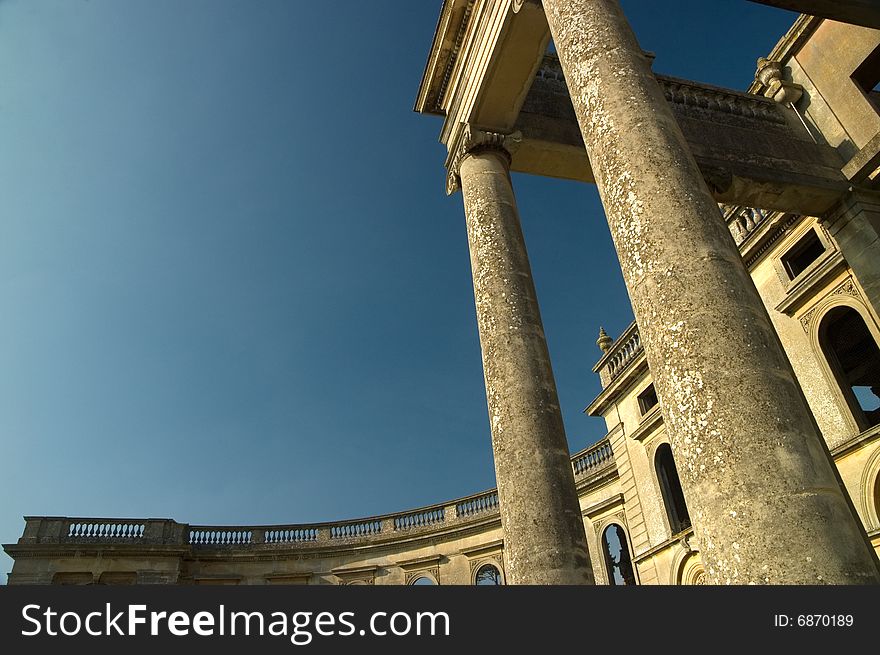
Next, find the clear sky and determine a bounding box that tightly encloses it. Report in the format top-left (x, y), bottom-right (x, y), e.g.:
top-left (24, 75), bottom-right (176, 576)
top-left (0, 0), bottom-right (795, 581)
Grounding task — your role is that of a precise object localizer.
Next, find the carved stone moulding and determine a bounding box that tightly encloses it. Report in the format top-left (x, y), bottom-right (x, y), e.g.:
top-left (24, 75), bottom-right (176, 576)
top-left (397, 554), bottom-right (443, 585)
top-left (445, 124), bottom-right (521, 195)
top-left (799, 278), bottom-right (862, 332)
top-left (332, 565), bottom-right (379, 586)
top-left (404, 567), bottom-right (441, 585)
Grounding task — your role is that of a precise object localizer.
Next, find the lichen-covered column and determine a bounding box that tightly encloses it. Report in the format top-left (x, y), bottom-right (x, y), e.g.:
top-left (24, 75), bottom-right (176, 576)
top-left (543, 0), bottom-right (880, 584)
top-left (450, 126), bottom-right (593, 584)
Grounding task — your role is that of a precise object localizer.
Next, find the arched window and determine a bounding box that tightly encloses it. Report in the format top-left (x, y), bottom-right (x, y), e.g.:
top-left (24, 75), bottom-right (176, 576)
top-left (819, 307), bottom-right (880, 430)
top-left (874, 472), bottom-right (880, 525)
top-left (601, 524), bottom-right (636, 585)
top-left (474, 564), bottom-right (503, 586)
top-left (410, 576), bottom-right (436, 586)
top-left (655, 443), bottom-right (691, 535)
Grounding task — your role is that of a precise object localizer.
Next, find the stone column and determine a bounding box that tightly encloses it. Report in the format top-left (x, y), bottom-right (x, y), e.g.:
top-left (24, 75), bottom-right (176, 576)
top-left (543, 0), bottom-right (880, 584)
top-left (451, 126), bottom-right (593, 584)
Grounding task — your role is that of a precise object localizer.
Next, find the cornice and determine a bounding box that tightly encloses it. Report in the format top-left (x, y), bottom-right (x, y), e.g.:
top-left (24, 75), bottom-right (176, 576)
top-left (830, 424), bottom-right (880, 458)
top-left (396, 554), bottom-right (443, 570)
top-left (774, 249), bottom-right (847, 316)
top-left (742, 213), bottom-right (802, 269)
top-left (414, 0), bottom-right (476, 116)
top-left (574, 465), bottom-right (618, 495)
top-left (630, 405), bottom-right (664, 443)
top-left (459, 538), bottom-right (504, 558)
top-left (585, 355), bottom-right (649, 417)
top-left (581, 494), bottom-right (625, 520)
top-left (633, 528), bottom-right (696, 564)
top-left (3, 544), bottom-right (189, 559)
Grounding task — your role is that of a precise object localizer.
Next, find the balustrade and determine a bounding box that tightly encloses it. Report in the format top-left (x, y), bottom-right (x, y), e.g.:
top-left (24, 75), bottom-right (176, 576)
top-left (21, 439), bottom-right (614, 551)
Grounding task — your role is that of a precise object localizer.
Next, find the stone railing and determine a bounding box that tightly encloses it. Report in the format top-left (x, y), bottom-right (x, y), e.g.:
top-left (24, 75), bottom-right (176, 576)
top-left (264, 526), bottom-right (318, 545)
top-left (67, 520), bottom-right (145, 540)
top-left (723, 205), bottom-right (772, 246)
top-left (455, 490), bottom-right (499, 518)
top-left (15, 439), bottom-right (614, 551)
top-left (594, 322), bottom-right (643, 386)
top-left (572, 439), bottom-right (614, 479)
top-left (534, 55), bottom-right (788, 128)
top-left (659, 75), bottom-right (787, 126)
top-left (16, 517), bottom-right (187, 547)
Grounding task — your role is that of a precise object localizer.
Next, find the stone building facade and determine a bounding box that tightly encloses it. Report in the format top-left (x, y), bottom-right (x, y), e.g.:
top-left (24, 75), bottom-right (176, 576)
top-left (6, 2), bottom-right (880, 584)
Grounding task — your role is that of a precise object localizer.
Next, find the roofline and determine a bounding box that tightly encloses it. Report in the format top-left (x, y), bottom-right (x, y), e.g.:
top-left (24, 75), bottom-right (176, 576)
top-left (414, 0), bottom-right (474, 115)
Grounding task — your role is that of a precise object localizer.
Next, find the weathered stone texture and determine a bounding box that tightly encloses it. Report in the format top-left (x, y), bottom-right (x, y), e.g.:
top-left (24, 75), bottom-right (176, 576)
top-left (543, 0), bottom-right (880, 584)
top-left (515, 57), bottom-right (850, 215)
top-left (458, 144), bottom-right (593, 584)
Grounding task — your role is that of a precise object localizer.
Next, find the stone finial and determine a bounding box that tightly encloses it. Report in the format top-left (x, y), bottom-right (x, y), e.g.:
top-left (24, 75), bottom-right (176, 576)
top-left (755, 57), bottom-right (803, 105)
top-left (755, 57), bottom-right (782, 87)
top-left (597, 327), bottom-right (613, 353)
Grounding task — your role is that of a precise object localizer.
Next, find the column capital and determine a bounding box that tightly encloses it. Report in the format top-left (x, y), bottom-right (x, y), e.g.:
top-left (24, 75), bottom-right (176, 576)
top-left (445, 124), bottom-right (521, 195)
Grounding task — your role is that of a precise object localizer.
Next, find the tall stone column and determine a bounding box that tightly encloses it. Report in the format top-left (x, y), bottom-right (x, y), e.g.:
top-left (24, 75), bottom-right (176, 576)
top-left (450, 126), bottom-right (593, 584)
top-left (542, 0), bottom-right (880, 584)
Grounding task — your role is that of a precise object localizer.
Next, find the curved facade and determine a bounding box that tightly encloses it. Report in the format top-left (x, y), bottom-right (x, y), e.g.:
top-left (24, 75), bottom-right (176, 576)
top-left (6, 441), bottom-right (617, 585)
top-left (6, 4), bottom-right (880, 584)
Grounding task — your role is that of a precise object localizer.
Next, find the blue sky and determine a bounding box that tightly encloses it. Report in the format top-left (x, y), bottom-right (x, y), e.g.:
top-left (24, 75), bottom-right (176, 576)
top-left (0, 0), bottom-right (795, 581)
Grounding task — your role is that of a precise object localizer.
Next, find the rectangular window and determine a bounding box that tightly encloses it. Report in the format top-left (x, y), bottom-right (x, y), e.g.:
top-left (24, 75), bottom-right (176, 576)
top-left (637, 384), bottom-right (659, 415)
top-left (781, 229), bottom-right (825, 280)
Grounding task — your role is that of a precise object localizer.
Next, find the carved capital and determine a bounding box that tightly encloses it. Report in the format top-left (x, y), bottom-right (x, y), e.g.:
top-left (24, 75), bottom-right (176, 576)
top-left (446, 124), bottom-right (522, 195)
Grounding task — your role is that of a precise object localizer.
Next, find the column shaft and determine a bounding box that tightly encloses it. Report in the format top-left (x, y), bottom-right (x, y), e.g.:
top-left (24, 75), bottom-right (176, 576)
top-left (458, 143), bottom-right (593, 585)
top-left (543, 0), bottom-right (880, 583)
